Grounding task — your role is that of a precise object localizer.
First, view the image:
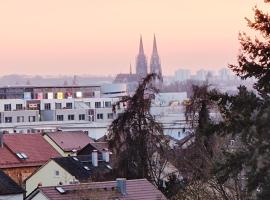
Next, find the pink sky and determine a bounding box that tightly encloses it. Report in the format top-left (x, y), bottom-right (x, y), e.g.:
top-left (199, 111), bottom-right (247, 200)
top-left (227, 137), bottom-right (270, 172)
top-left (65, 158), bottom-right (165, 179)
top-left (0, 0), bottom-right (267, 76)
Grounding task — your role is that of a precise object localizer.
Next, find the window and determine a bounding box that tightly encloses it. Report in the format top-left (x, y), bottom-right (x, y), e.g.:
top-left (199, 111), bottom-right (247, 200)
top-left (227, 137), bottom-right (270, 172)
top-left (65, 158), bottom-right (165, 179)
top-left (4, 104), bottom-right (11, 111)
top-left (79, 114), bottom-right (85, 120)
top-left (55, 103), bottom-right (62, 109)
top-left (29, 116), bottom-right (36, 122)
top-left (105, 101), bottom-right (112, 108)
top-left (68, 115), bottom-right (74, 120)
top-left (89, 115), bottom-right (94, 121)
top-left (55, 170), bottom-right (60, 176)
top-left (107, 113), bottom-right (114, 119)
top-left (44, 103), bottom-right (51, 110)
top-left (16, 104), bottom-right (23, 110)
top-left (5, 117), bottom-right (12, 123)
top-left (66, 102), bottom-right (73, 109)
top-left (57, 115), bottom-right (64, 121)
top-left (95, 102), bottom-right (101, 108)
top-left (97, 113), bottom-right (103, 120)
top-left (17, 116), bottom-right (24, 123)
top-left (85, 102), bottom-right (91, 107)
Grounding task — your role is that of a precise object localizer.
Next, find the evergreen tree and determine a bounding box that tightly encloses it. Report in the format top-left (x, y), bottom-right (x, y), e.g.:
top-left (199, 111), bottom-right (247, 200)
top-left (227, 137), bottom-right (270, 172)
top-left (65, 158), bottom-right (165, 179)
top-left (107, 73), bottom-right (169, 187)
top-left (207, 2), bottom-right (270, 199)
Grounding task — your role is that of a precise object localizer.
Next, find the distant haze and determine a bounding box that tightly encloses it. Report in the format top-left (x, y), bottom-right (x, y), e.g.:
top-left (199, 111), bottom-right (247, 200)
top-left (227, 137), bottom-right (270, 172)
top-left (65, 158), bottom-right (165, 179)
top-left (0, 0), bottom-right (267, 76)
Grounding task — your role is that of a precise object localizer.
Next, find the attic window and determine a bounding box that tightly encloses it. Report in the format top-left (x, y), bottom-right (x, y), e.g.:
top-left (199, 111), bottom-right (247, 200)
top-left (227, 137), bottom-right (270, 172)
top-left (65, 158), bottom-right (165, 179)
top-left (84, 166), bottom-right (90, 171)
top-left (16, 152), bottom-right (28, 159)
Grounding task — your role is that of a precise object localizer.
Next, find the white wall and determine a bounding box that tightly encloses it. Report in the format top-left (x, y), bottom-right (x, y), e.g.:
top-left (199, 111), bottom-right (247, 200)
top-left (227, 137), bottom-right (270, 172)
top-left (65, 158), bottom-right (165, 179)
top-left (29, 192), bottom-right (49, 200)
top-left (26, 160), bottom-right (75, 196)
top-left (0, 194), bottom-right (24, 200)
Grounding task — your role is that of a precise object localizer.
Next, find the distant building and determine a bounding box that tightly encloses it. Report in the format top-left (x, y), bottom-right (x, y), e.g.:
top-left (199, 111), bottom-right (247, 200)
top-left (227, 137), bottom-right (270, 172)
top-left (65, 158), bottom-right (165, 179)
top-left (219, 68), bottom-right (232, 81)
top-left (195, 69), bottom-right (208, 81)
top-left (26, 178), bottom-right (167, 200)
top-left (114, 35), bottom-right (163, 91)
top-left (174, 69), bottom-right (191, 82)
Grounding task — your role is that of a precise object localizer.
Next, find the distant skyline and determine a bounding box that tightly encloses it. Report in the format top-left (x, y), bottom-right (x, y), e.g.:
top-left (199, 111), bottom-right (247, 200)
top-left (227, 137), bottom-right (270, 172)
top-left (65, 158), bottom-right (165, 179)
top-left (0, 0), bottom-right (268, 76)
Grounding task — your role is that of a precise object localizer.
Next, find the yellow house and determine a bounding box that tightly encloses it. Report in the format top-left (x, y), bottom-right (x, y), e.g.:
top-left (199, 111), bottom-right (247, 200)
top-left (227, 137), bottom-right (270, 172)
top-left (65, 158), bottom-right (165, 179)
top-left (43, 131), bottom-right (94, 157)
top-left (25, 159), bottom-right (76, 196)
top-left (25, 153), bottom-right (112, 196)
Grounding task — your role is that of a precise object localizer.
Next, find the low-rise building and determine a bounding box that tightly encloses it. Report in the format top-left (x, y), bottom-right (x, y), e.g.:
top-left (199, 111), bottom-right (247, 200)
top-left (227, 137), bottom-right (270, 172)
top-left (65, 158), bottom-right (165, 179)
top-left (0, 132), bottom-right (60, 186)
top-left (27, 178), bottom-right (167, 200)
top-left (25, 151), bottom-right (112, 196)
top-left (43, 131), bottom-right (95, 156)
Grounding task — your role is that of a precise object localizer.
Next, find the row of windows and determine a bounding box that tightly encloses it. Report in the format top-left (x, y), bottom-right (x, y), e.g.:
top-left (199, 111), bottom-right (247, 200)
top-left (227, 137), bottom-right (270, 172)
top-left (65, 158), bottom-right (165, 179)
top-left (45, 102), bottom-right (73, 110)
top-left (3, 101), bottom-right (113, 111)
top-left (97, 113), bottom-right (114, 120)
top-left (4, 116), bottom-right (36, 123)
top-left (4, 104), bottom-right (23, 111)
top-left (2, 112), bottom-right (114, 123)
top-left (56, 113), bottom-right (114, 121)
top-left (95, 101), bottom-right (112, 108)
top-left (56, 114), bottom-right (86, 121)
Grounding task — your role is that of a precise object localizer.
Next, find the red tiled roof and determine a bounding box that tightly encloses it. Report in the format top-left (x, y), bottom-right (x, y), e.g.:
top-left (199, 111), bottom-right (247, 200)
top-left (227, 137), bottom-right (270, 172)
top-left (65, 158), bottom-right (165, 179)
top-left (45, 131), bottom-right (94, 152)
top-left (0, 133), bottom-right (60, 169)
top-left (32, 179), bottom-right (167, 200)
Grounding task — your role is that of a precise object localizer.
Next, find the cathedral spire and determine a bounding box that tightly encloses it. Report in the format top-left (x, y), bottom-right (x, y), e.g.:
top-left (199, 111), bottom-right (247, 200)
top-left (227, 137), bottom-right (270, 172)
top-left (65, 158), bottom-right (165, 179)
top-left (152, 34), bottom-right (158, 55)
top-left (150, 34), bottom-right (163, 87)
top-left (136, 35), bottom-right (148, 78)
top-left (139, 35), bottom-right (144, 55)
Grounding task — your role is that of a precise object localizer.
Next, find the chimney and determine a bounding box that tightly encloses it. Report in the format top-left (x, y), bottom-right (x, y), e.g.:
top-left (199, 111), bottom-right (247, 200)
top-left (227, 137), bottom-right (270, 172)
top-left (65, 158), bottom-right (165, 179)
top-left (0, 131), bottom-right (3, 148)
top-left (102, 148), bottom-right (110, 162)
top-left (116, 178), bottom-right (127, 196)
top-left (92, 150), bottom-right (98, 167)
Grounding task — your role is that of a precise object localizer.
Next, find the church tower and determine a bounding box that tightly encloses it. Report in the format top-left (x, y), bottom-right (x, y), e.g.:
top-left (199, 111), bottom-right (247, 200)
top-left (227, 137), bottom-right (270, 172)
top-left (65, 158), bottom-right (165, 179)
top-left (136, 36), bottom-right (148, 79)
top-left (150, 35), bottom-right (162, 77)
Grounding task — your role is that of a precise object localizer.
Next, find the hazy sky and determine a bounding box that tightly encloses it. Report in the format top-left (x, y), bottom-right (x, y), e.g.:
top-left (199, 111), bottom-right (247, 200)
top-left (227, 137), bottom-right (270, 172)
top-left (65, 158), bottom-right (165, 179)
top-left (0, 0), bottom-right (267, 76)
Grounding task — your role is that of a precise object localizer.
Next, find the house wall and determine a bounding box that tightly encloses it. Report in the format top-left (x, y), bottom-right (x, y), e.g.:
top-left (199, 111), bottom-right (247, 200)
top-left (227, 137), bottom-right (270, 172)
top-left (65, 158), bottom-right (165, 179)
top-left (29, 192), bottom-right (49, 200)
top-left (25, 160), bottom-right (75, 196)
top-left (0, 194), bottom-right (24, 200)
top-left (3, 166), bottom-right (39, 186)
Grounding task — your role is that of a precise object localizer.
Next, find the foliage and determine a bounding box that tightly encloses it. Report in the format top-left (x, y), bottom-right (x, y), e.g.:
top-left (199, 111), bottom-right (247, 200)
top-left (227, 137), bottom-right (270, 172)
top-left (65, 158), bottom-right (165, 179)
top-left (107, 73), bottom-right (169, 187)
top-left (186, 2), bottom-right (270, 199)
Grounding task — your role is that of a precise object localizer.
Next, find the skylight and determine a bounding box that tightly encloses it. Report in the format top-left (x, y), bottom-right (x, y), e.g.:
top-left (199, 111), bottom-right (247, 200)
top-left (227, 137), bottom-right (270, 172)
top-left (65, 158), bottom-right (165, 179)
top-left (55, 186), bottom-right (66, 194)
top-left (21, 153), bottom-right (28, 159)
top-left (16, 152), bottom-right (28, 159)
top-left (16, 153), bottom-right (24, 159)
top-left (106, 165), bottom-right (112, 170)
top-left (72, 157), bottom-right (79, 161)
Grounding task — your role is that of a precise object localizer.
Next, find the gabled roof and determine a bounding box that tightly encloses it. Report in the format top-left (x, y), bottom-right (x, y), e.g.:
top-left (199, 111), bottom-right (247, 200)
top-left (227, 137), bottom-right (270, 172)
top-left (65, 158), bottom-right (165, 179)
top-left (0, 133), bottom-right (60, 168)
top-left (45, 131), bottom-right (94, 152)
top-left (28, 179), bottom-right (167, 200)
top-left (52, 156), bottom-right (112, 181)
top-left (0, 169), bottom-right (25, 195)
top-left (78, 142), bottom-right (108, 155)
top-left (96, 135), bottom-right (108, 142)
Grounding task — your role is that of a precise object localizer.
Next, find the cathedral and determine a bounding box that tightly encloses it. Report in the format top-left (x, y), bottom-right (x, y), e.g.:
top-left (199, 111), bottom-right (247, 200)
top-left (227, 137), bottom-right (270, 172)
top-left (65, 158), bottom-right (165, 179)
top-left (114, 35), bottom-right (163, 88)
